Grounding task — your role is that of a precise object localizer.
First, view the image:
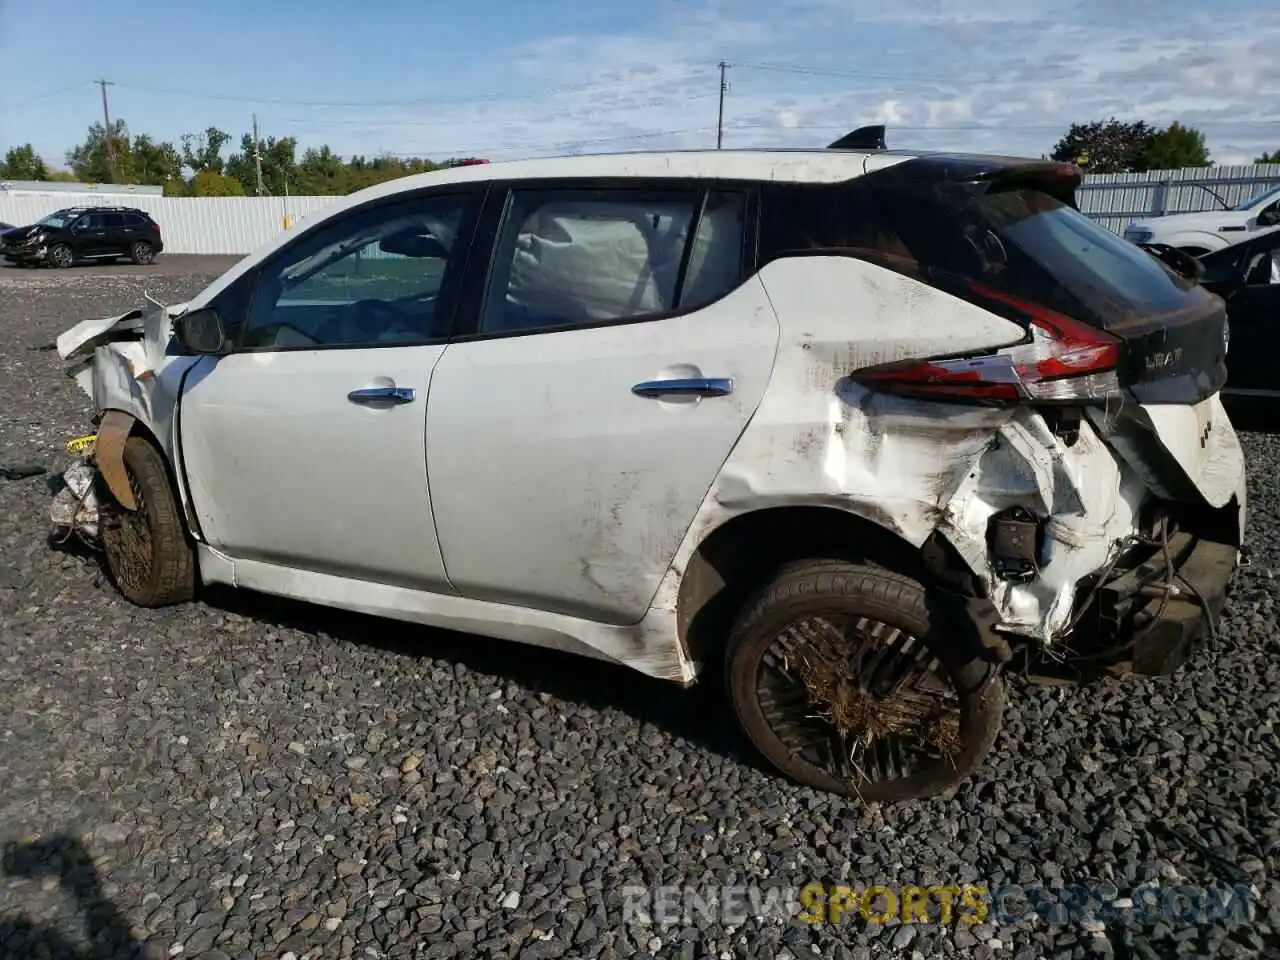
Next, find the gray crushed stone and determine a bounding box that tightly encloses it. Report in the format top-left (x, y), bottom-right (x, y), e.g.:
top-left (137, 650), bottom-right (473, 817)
top-left (0, 261), bottom-right (1277, 959)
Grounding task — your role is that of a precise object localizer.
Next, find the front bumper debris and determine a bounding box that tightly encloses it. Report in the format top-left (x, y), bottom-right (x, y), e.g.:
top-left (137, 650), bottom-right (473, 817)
top-left (49, 435), bottom-right (103, 546)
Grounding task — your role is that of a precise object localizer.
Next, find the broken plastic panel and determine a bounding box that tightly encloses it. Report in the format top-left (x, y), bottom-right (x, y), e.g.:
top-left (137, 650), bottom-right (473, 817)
top-left (50, 461), bottom-right (101, 543)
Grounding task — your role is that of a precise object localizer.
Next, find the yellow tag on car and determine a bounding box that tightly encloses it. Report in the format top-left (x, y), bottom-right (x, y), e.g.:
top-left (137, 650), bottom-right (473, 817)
top-left (66, 434), bottom-right (97, 454)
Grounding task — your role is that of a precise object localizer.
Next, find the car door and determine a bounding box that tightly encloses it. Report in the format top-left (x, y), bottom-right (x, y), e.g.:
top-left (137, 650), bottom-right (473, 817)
top-left (1222, 243), bottom-right (1280, 396)
top-left (99, 212), bottom-right (128, 256)
top-left (427, 182), bottom-right (779, 624)
top-left (177, 186), bottom-right (484, 591)
top-left (72, 212), bottom-right (107, 258)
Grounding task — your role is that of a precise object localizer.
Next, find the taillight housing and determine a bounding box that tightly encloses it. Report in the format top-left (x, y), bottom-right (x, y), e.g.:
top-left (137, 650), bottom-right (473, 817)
top-left (852, 282), bottom-right (1123, 405)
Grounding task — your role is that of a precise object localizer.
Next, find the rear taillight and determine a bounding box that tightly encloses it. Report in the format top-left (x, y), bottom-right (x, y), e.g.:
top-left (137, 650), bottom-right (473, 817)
top-left (150, 222), bottom-right (160, 232)
top-left (852, 283), bottom-right (1122, 404)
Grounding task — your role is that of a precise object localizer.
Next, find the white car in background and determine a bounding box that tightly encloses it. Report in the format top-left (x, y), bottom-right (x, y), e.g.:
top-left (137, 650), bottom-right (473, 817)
top-left (1124, 184), bottom-right (1280, 254)
top-left (52, 137), bottom-right (1246, 803)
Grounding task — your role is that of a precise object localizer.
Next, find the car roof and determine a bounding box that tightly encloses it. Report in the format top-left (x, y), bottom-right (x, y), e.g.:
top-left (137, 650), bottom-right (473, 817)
top-left (373, 147), bottom-right (913, 193)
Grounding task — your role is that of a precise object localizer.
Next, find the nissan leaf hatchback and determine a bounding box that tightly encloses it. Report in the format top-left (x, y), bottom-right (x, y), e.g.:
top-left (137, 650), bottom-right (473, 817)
top-left (53, 143), bottom-right (1245, 802)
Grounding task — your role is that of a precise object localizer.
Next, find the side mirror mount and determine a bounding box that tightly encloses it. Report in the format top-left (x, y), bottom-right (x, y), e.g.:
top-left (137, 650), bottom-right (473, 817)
top-left (1258, 207), bottom-right (1280, 227)
top-left (174, 306), bottom-right (230, 355)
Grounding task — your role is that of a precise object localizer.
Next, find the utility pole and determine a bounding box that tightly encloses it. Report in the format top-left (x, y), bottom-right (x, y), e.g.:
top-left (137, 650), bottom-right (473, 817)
top-left (252, 113), bottom-right (265, 196)
top-left (716, 61), bottom-right (729, 149)
top-left (97, 79), bottom-right (117, 182)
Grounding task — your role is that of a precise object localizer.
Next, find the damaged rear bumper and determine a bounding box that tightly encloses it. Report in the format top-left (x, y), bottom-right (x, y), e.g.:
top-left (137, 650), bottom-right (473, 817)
top-left (1115, 534), bottom-right (1235, 676)
top-left (1036, 505), bottom-right (1239, 680)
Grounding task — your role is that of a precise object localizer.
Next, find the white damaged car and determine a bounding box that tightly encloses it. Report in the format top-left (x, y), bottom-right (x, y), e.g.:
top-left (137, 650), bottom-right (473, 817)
top-left (52, 139), bottom-right (1246, 802)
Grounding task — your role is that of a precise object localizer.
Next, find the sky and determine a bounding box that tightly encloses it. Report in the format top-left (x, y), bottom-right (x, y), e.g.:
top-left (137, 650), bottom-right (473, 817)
top-left (1, 0), bottom-right (1278, 170)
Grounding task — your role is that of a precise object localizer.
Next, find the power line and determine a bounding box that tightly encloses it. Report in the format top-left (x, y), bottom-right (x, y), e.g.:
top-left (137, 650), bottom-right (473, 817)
top-left (733, 60), bottom-right (1005, 85)
top-left (376, 127), bottom-right (714, 158)
top-left (265, 98), bottom-right (716, 127)
top-left (0, 82), bottom-right (92, 109)
top-left (108, 71), bottom-right (712, 110)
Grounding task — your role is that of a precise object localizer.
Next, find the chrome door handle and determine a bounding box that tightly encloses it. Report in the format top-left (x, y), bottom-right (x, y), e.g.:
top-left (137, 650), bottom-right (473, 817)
top-left (347, 385), bottom-right (416, 405)
top-left (631, 377), bottom-right (734, 399)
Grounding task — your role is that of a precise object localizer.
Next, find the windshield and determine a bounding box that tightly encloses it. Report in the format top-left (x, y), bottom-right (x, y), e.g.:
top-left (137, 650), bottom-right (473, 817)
top-left (37, 212), bottom-right (77, 229)
top-left (1233, 184), bottom-right (1280, 211)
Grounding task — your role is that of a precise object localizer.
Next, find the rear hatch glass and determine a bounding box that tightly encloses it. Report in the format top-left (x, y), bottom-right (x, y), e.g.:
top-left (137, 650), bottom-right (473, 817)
top-left (762, 173), bottom-right (1229, 405)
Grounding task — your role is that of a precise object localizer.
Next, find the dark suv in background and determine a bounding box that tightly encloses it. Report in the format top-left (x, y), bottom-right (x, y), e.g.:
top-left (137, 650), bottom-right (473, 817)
top-left (1, 206), bottom-right (164, 268)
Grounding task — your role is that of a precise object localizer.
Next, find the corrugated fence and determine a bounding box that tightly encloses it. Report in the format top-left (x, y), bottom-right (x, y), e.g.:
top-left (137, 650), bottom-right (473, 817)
top-left (1076, 163), bottom-right (1280, 234)
top-left (3, 163), bottom-right (1279, 255)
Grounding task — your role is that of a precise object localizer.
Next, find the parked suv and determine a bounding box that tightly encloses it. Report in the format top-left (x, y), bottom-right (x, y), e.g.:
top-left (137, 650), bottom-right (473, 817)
top-left (52, 141), bottom-right (1245, 802)
top-left (2, 206), bottom-right (163, 268)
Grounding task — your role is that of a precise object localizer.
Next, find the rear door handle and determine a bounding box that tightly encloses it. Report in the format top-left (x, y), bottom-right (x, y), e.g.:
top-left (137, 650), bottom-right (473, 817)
top-left (348, 385), bottom-right (416, 405)
top-left (632, 377), bottom-right (734, 399)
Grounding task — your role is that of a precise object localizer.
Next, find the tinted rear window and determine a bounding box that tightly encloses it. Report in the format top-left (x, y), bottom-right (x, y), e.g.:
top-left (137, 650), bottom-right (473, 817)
top-left (761, 178), bottom-right (1214, 330)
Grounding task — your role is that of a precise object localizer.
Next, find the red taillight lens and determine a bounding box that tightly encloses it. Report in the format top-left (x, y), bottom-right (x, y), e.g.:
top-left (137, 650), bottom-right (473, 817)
top-left (150, 222), bottom-right (160, 232)
top-left (852, 283), bottom-right (1122, 404)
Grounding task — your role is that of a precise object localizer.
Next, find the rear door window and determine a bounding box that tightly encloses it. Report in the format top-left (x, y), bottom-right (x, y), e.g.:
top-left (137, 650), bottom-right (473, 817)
top-left (478, 186), bottom-right (747, 335)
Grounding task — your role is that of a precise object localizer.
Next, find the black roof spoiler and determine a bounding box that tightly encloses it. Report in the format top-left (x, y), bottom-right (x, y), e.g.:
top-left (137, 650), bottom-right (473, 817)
top-left (827, 125), bottom-right (886, 150)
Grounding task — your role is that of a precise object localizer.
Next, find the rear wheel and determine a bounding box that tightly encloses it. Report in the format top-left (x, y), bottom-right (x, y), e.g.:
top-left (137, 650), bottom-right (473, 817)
top-left (47, 243), bottom-right (73, 269)
top-left (129, 241), bottom-right (155, 265)
top-left (725, 559), bottom-right (1005, 802)
top-left (99, 436), bottom-right (195, 607)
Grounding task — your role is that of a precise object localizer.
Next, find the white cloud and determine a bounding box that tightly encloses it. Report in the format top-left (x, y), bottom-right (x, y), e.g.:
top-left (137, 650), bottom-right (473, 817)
top-left (265, 0), bottom-right (1280, 167)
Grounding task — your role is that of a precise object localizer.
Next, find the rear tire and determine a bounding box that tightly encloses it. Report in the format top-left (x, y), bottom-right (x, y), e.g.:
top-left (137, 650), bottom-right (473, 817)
top-left (130, 241), bottom-right (155, 265)
top-left (725, 559), bottom-right (1005, 802)
top-left (47, 243), bottom-right (73, 269)
top-left (99, 436), bottom-right (196, 607)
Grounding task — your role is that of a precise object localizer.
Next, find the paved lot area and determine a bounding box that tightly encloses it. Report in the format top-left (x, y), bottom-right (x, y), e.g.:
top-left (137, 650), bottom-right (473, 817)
top-left (1, 264), bottom-right (1278, 960)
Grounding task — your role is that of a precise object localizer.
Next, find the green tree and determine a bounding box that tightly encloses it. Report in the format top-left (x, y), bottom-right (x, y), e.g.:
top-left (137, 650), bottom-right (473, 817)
top-left (66, 120), bottom-right (134, 182)
top-left (181, 126), bottom-right (231, 174)
top-left (65, 121), bottom-right (182, 185)
top-left (0, 144), bottom-right (50, 180)
top-left (295, 145), bottom-right (349, 194)
top-left (1050, 119), bottom-right (1156, 173)
top-left (225, 132), bottom-right (298, 196)
top-left (130, 134), bottom-right (183, 185)
top-left (1142, 122), bottom-right (1210, 170)
top-left (1256, 149), bottom-right (1280, 164)
top-left (189, 170), bottom-right (246, 196)
top-left (48, 119), bottom-right (469, 194)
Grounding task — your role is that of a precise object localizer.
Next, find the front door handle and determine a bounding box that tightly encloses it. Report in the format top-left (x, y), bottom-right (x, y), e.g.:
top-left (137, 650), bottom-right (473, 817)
top-left (631, 377), bottom-right (734, 399)
top-left (348, 385), bottom-right (416, 405)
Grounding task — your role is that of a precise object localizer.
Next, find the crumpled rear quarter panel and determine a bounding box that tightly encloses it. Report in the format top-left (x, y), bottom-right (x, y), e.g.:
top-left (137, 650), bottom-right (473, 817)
top-left (670, 255), bottom-right (1166, 644)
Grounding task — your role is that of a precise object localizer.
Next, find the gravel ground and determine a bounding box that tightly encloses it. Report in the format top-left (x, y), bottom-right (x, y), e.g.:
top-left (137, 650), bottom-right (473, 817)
top-left (1, 263), bottom-right (1278, 960)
